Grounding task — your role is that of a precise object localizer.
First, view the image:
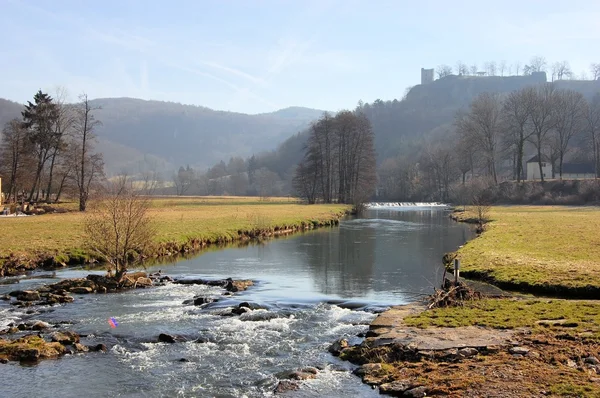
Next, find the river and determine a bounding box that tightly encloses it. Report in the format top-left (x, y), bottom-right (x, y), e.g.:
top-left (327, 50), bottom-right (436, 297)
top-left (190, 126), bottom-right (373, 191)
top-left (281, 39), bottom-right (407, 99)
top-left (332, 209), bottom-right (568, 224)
top-left (0, 205), bottom-right (473, 398)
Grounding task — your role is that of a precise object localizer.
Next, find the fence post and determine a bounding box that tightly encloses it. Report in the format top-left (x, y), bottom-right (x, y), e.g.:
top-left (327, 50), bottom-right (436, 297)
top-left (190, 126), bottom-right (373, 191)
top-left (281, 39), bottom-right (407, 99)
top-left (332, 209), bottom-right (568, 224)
top-left (454, 258), bottom-right (460, 284)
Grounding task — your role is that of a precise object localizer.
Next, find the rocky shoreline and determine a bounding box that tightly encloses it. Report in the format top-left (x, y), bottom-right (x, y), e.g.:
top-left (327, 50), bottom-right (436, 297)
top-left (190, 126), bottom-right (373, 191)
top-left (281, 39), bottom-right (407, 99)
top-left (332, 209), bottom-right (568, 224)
top-left (0, 272), bottom-right (256, 365)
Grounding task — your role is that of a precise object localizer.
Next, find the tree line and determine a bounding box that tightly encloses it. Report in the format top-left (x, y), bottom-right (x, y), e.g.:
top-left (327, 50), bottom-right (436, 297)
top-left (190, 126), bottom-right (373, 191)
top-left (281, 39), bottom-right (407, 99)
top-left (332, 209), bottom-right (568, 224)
top-left (293, 111), bottom-right (376, 204)
top-left (377, 86), bottom-right (600, 203)
top-left (0, 90), bottom-right (104, 211)
top-left (436, 56), bottom-right (600, 81)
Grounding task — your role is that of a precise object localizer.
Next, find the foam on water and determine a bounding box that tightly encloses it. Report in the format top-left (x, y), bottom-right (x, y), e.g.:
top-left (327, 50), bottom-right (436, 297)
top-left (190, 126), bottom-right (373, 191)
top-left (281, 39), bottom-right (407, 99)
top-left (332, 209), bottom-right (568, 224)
top-left (367, 202), bottom-right (447, 208)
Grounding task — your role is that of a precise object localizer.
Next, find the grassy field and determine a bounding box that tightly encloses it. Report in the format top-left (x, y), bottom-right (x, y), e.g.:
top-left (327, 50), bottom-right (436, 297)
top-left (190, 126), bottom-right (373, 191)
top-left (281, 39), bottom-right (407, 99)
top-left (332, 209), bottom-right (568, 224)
top-left (455, 206), bottom-right (600, 293)
top-left (405, 298), bottom-right (600, 338)
top-left (0, 196), bottom-right (349, 261)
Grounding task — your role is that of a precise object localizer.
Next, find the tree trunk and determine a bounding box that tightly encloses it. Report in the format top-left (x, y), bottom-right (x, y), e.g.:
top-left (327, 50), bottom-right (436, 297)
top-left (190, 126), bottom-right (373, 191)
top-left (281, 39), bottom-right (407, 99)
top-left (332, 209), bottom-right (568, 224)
top-left (559, 153), bottom-right (564, 180)
top-left (45, 150), bottom-right (58, 202)
top-left (537, 146), bottom-right (545, 182)
top-left (517, 142), bottom-right (524, 183)
top-left (28, 159), bottom-right (44, 202)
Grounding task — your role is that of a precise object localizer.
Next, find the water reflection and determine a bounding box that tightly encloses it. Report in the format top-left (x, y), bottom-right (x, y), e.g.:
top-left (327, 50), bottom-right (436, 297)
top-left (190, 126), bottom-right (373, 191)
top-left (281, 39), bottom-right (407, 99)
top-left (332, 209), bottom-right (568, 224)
top-left (157, 207), bottom-right (474, 306)
top-left (298, 208), bottom-right (474, 301)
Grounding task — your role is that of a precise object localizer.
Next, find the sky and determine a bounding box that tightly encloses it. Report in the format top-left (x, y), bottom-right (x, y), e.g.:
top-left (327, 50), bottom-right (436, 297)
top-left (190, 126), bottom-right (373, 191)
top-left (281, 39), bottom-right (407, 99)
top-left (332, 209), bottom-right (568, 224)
top-left (1, 0), bottom-right (600, 114)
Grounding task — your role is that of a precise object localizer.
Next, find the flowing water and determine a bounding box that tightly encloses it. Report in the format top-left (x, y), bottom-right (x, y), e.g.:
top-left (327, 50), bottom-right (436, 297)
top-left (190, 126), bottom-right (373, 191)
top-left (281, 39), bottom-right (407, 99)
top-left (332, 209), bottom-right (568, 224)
top-left (0, 206), bottom-right (474, 398)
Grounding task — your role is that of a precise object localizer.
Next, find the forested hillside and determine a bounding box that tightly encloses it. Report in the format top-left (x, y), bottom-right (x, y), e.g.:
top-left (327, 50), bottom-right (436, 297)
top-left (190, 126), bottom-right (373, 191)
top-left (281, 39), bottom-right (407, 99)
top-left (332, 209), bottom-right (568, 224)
top-left (0, 97), bottom-right (324, 174)
top-left (199, 73), bottom-right (600, 199)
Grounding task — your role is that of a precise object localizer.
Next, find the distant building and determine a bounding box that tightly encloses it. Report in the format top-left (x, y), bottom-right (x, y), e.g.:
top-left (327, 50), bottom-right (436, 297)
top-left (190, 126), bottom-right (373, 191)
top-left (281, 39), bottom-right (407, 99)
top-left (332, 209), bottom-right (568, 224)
top-left (561, 163), bottom-right (596, 179)
top-left (526, 155), bottom-right (595, 180)
top-left (526, 155), bottom-right (552, 180)
top-left (421, 68), bottom-right (434, 85)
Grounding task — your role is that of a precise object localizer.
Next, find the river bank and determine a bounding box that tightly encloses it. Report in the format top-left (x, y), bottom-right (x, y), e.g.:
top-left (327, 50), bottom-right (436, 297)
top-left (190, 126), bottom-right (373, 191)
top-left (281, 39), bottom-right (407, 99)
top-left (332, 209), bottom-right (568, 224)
top-left (0, 196), bottom-right (350, 277)
top-left (335, 205), bottom-right (600, 397)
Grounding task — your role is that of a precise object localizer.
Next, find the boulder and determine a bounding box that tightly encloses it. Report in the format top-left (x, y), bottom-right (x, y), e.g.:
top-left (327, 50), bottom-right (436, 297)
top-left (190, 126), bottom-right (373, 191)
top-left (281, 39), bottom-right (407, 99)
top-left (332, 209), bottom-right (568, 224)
top-left (509, 346), bottom-right (530, 355)
top-left (458, 347), bottom-right (479, 358)
top-left (328, 338), bottom-right (349, 356)
top-left (300, 367), bottom-right (318, 375)
top-left (16, 291), bottom-right (41, 301)
top-left (31, 321), bottom-right (51, 331)
top-left (135, 277), bottom-right (153, 288)
top-left (18, 348), bottom-right (40, 362)
top-left (193, 297), bottom-right (215, 306)
top-left (51, 331), bottom-right (80, 345)
top-left (585, 356), bottom-right (600, 365)
top-left (89, 343), bottom-right (107, 352)
top-left (70, 287), bottom-right (93, 294)
top-left (158, 333), bottom-right (177, 344)
top-left (274, 380), bottom-right (299, 394)
top-left (224, 278), bottom-right (254, 292)
top-left (232, 306), bottom-right (251, 316)
top-left (288, 371), bottom-right (316, 380)
top-left (404, 386), bottom-right (428, 397)
top-left (354, 363), bottom-right (382, 377)
top-left (86, 274), bottom-right (119, 291)
top-left (74, 343), bottom-right (89, 352)
top-left (45, 293), bottom-right (74, 304)
top-left (0, 295), bottom-right (10, 301)
top-left (379, 381), bottom-right (413, 395)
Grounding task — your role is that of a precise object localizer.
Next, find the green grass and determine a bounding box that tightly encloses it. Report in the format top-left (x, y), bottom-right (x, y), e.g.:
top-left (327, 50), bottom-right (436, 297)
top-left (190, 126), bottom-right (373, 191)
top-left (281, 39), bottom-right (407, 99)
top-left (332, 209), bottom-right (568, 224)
top-left (405, 298), bottom-right (600, 338)
top-left (0, 196), bottom-right (349, 260)
top-left (455, 206), bottom-right (600, 291)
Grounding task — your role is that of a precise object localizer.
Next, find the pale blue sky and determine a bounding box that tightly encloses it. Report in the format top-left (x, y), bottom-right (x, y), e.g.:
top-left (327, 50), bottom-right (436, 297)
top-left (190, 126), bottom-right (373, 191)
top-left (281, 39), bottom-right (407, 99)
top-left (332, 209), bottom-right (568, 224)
top-left (1, 0), bottom-right (599, 113)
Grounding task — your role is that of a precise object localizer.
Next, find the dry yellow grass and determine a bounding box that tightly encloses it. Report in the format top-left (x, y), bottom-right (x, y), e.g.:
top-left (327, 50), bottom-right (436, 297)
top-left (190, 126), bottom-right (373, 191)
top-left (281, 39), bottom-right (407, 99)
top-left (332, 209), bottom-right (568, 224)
top-left (0, 196), bottom-right (349, 260)
top-left (456, 206), bottom-right (600, 291)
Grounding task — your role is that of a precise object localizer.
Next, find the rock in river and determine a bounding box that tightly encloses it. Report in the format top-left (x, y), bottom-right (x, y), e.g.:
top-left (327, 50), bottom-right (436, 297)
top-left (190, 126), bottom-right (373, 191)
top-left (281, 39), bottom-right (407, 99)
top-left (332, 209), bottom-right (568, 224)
top-left (328, 338), bottom-right (349, 356)
top-left (158, 333), bottom-right (177, 344)
top-left (51, 331), bottom-right (80, 345)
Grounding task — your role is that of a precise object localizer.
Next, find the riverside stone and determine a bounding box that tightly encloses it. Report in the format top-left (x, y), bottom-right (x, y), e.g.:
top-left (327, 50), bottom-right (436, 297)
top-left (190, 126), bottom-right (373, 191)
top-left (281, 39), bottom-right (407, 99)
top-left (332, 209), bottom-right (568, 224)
top-left (328, 338), bottom-right (349, 356)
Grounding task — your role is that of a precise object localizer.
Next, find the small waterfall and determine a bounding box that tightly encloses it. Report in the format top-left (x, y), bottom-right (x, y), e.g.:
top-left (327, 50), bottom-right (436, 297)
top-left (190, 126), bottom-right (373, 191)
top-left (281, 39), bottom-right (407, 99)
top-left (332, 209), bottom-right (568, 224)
top-left (366, 202), bottom-right (447, 208)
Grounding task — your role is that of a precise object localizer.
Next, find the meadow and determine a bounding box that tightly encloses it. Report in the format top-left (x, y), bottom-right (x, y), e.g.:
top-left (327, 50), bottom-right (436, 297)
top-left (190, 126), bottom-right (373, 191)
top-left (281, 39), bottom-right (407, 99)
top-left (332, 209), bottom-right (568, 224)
top-left (0, 196), bottom-right (349, 265)
top-left (454, 206), bottom-right (600, 294)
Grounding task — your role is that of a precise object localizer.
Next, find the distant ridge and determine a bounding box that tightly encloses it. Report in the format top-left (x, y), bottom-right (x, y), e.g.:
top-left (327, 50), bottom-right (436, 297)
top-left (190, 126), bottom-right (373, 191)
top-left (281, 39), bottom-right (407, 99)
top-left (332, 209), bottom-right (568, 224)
top-left (0, 97), bottom-right (326, 174)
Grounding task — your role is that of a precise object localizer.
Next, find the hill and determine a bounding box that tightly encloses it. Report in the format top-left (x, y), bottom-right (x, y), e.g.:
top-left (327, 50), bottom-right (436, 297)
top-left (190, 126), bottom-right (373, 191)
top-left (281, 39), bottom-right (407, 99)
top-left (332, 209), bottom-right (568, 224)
top-left (0, 97), bottom-right (324, 174)
top-left (246, 74), bottom-right (600, 195)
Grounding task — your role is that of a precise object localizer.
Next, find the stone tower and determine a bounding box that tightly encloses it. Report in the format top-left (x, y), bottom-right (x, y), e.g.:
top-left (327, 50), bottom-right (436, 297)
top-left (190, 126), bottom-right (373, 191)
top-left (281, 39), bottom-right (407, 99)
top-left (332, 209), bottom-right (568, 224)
top-left (421, 68), bottom-right (434, 85)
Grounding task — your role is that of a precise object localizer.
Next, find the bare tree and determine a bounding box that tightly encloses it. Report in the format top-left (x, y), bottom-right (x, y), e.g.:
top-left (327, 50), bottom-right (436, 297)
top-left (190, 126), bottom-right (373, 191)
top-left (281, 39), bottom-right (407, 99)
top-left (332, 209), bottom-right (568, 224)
top-left (0, 119), bottom-right (31, 202)
top-left (43, 88), bottom-right (74, 202)
top-left (455, 133), bottom-right (477, 184)
top-left (292, 162), bottom-right (318, 203)
top-left (502, 87), bottom-right (535, 182)
top-left (469, 64), bottom-right (478, 76)
top-left (294, 110), bottom-right (376, 205)
top-left (499, 60), bottom-right (507, 76)
top-left (74, 93), bottom-right (103, 211)
top-left (591, 63), bottom-right (600, 80)
top-left (172, 165), bottom-right (195, 196)
top-left (514, 61), bottom-right (522, 76)
top-left (584, 94), bottom-right (600, 177)
top-left (456, 93), bottom-right (503, 184)
top-left (550, 90), bottom-right (586, 178)
top-left (529, 84), bottom-right (557, 182)
top-left (529, 56), bottom-right (547, 73)
top-left (436, 65), bottom-right (453, 79)
top-left (551, 61), bottom-right (572, 81)
top-left (485, 61), bottom-right (497, 76)
top-left (84, 178), bottom-right (156, 280)
top-left (456, 61), bottom-right (468, 76)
